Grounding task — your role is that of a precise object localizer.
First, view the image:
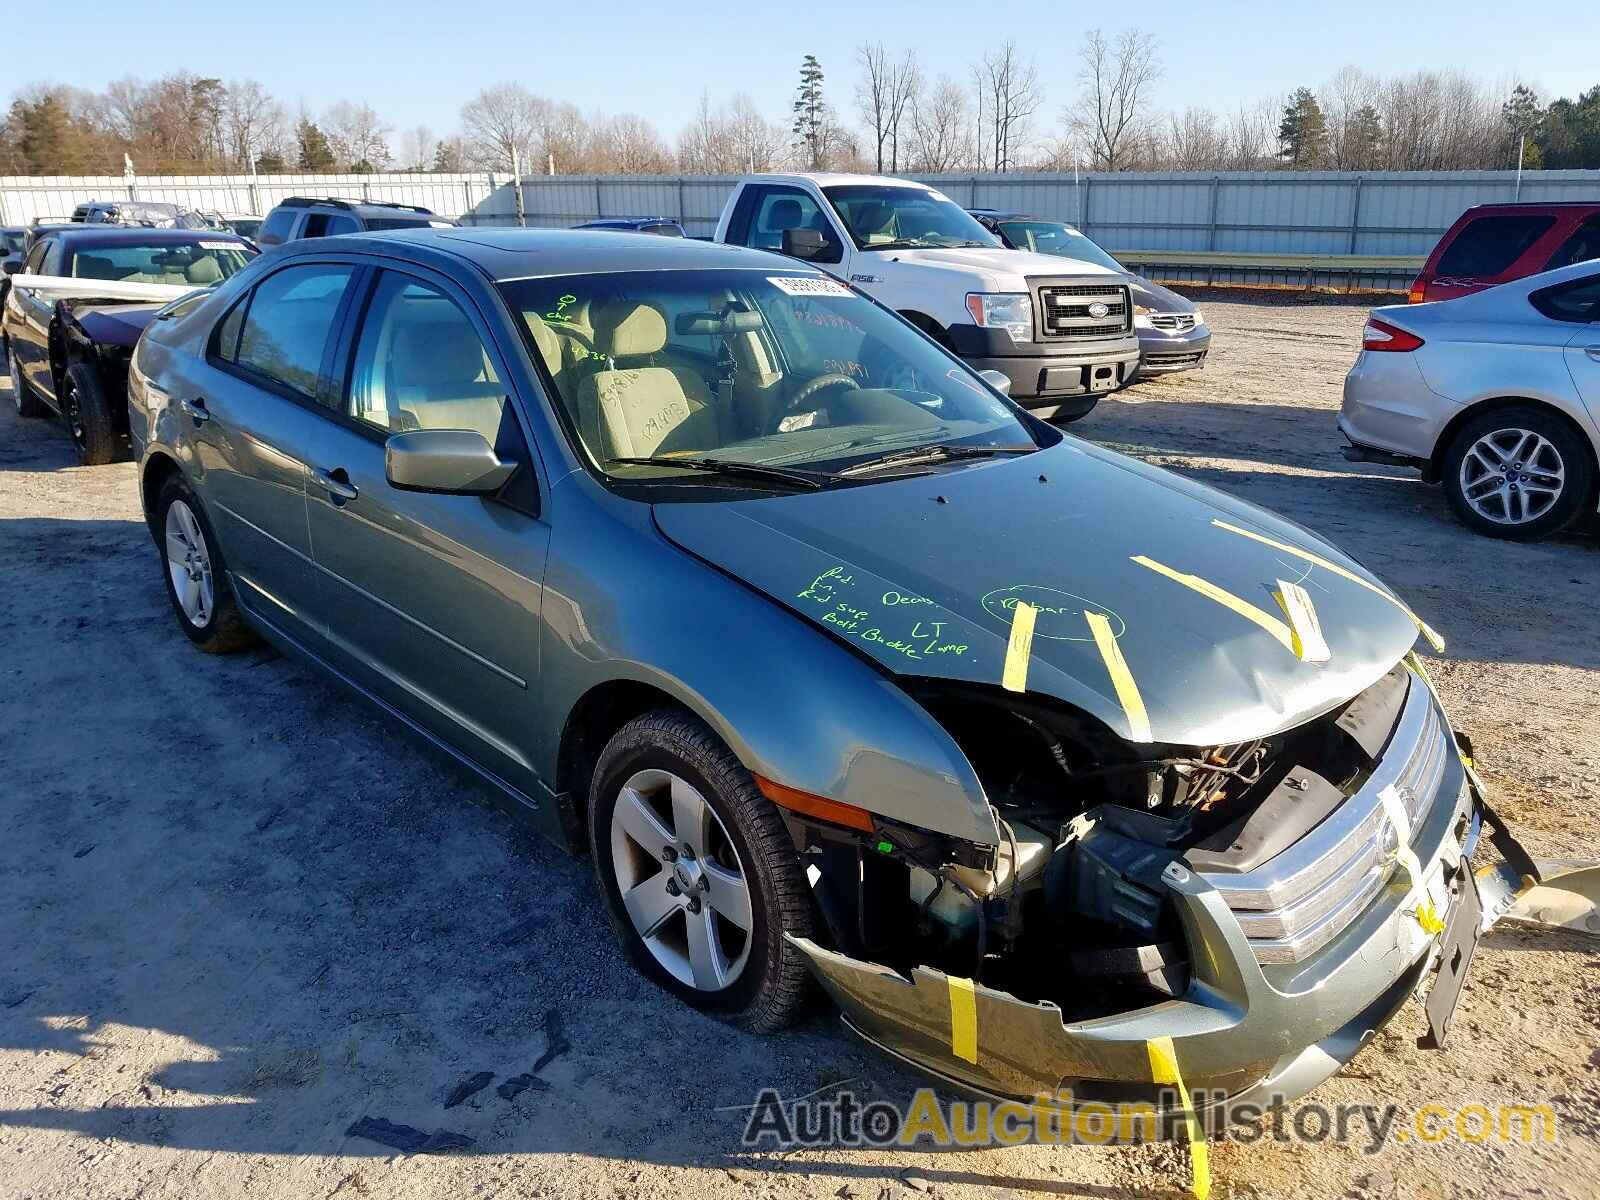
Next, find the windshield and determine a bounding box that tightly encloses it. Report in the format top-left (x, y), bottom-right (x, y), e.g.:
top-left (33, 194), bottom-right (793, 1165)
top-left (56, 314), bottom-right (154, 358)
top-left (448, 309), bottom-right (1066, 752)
top-left (68, 240), bottom-right (255, 285)
top-left (997, 221), bottom-right (1124, 273)
top-left (1, 231), bottom-right (24, 255)
top-left (823, 186), bottom-right (1000, 252)
top-left (499, 269), bottom-right (1042, 494)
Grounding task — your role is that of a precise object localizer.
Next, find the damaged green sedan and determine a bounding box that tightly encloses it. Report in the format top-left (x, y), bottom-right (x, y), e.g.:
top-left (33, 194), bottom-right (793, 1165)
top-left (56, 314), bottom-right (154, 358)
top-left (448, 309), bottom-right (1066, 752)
top-left (127, 229), bottom-right (1541, 1132)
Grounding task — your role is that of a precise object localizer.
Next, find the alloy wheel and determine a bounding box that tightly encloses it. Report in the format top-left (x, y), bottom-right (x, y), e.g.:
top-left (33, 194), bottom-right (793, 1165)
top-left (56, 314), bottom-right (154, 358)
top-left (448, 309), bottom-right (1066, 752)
top-left (1458, 427), bottom-right (1565, 526)
top-left (6, 343), bottom-right (20, 413)
top-left (609, 768), bottom-right (754, 992)
top-left (61, 376), bottom-right (86, 453)
top-left (164, 499), bottom-right (215, 628)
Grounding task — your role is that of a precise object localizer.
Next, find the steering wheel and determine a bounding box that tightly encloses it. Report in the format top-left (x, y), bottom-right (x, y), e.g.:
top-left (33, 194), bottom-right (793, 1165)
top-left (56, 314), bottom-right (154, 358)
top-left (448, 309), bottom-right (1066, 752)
top-left (786, 372), bottom-right (860, 413)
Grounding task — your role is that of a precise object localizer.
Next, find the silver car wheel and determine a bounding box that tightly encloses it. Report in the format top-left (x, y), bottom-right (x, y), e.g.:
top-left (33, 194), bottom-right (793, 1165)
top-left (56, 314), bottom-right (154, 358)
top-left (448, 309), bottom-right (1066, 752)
top-left (164, 499), bottom-right (215, 627)
top-left (609, 767), bottom-right (754, 992)
top-left (6, 342), bottom-right (20, 413)
top-left (1458, 427), bottom-right (1565, 526)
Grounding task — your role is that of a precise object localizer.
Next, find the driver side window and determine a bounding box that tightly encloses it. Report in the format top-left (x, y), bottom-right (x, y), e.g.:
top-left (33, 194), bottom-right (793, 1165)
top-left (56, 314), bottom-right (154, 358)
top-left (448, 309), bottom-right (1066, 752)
top-left (741, 187), bottom-right (842, 263)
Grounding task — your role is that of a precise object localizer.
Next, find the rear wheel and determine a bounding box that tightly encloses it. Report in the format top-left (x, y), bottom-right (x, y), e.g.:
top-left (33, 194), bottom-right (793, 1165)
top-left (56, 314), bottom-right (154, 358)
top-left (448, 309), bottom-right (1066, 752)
top-left (155, 474), bottom-right (256, 652)
top-left (62, 361), bottom-right (120, 465)
top-left (1442, 407), bottom-right (1593, 540)
top-left (588, 710), bottom-right (815, 1032)
top-left (6, 338), bottom-right (49, 418)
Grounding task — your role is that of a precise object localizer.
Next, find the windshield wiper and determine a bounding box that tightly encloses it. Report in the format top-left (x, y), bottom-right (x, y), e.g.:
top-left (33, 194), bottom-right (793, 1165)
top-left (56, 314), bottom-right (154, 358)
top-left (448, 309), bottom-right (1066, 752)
top-left (607, 456), bottom-right (831, 490)
top-left (839, 443), bottom-right (1037, 477)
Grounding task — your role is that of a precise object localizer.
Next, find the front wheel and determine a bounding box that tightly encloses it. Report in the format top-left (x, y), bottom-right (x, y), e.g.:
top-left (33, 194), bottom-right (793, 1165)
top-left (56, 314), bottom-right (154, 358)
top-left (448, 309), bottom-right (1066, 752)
top-left (62, 361), bottom-right (121, 465)
top-left (1441, 407), bottom-right (1594, 541)
top-left (588, 710), bottom-right (815, 1032)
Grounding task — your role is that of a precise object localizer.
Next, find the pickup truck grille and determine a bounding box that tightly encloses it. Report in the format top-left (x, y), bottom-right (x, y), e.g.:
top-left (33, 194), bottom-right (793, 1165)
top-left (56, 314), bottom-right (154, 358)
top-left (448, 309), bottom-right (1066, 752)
top-left (1197, 672), bottom-right (1456, 965)
top-left (1034, 280), bottom-right (1131, 340)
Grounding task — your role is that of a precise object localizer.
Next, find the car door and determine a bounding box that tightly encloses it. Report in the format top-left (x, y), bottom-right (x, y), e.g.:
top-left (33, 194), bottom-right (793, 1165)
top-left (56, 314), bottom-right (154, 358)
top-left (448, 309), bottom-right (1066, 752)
top-left (188, 260), bottom-right (361, 646)
top-left (728, 184), bottom-right (852, 282)
top-left (1550, 274), bottom-right (1600, 428)
top-left (12, 237), bottom-right (57, 398)
top-left (302, 265), bottom-right (550, 794)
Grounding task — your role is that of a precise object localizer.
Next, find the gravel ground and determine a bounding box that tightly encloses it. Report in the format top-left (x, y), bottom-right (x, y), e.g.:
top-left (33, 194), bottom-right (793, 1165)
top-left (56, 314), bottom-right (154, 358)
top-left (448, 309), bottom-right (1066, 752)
top-left (1, 297), bottom-right (1596, 1200)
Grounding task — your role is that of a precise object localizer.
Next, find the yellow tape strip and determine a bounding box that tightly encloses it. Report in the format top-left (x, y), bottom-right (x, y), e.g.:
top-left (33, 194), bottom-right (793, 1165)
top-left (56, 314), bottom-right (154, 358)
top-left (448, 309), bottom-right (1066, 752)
top-left (1132, 555), bottom-right (1295, 655)
top-left (1001, 600), bottom-right (1038, 693)
top-left (947, 976), bottom-right (978, 1064)
top-left (1377, 784), bottom-right (1445, 935)
top-left (1085, 610), bottom-right (1153, 742)
top-left (1146, 1036), bottom-right (1210, 1200)
top-left (1273, 578), bottom-right (1331, 662)
top-left (1212, 519), bottom-right (1445, 653)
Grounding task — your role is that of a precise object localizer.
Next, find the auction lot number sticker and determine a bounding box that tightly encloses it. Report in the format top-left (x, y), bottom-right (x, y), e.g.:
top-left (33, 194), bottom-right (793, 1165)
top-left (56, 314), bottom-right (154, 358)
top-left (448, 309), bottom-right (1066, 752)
top-left (769, 275), bottom-right (855, 298)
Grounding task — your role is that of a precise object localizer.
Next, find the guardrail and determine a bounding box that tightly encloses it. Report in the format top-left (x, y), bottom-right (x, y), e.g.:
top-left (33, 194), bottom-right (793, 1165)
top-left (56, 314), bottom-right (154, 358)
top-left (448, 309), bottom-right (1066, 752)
top-left (1113, 250), bottom-right (1425, 294)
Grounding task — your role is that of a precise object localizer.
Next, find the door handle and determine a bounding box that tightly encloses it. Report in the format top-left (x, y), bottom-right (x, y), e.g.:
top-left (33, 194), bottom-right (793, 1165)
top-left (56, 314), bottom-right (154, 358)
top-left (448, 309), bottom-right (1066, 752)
top-left (313, 466), bottom-right (359, 504)
top-left (180, 396), bottom-right (210, 424)
top-left (1584, 345), bottom-right (1600, 362)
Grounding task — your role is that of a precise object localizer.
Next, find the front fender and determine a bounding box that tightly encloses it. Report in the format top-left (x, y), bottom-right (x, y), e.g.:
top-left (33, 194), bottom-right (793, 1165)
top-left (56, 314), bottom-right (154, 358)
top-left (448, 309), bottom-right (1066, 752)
top-left (536, 472), bottom-right (1001, 847)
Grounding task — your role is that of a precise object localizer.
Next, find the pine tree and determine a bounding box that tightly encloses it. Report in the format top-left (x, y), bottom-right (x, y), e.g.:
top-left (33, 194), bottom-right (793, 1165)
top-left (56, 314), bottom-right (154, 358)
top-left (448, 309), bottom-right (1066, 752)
top-left (1502, 85), bottom-right (1544, 169)
top-left (1347, 104), bottom-right (1384, 170)
top-left (1278, 88), bottom-right (1327, 167)
top-left (296, 118), bottom-right (335, 172)
top-left (792, 55), bottom-right (826, 170)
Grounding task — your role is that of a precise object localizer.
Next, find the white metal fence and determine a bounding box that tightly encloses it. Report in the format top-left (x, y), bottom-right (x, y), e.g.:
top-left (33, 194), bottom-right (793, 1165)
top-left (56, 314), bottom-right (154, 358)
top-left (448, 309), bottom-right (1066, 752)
top-left (5, 166), bottom-right (1596, 263)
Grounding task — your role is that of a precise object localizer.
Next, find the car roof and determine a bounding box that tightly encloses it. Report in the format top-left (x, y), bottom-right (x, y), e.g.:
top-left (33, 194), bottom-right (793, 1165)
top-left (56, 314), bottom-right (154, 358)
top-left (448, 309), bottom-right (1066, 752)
top-left (969, 209), bottom-right (1044, 221)
top-left (48, 227), bottom-right (250, 248)
top-left (1458, 201), bottom-right (1600, 215)
top-left (577, 217), bottom-right (677, 226)
top-left (270, 197), bottom-right (439, 218)
top-left (286, 226), bottom-right (800, 281)
top-left (745, 172), bottom-right (933, 190)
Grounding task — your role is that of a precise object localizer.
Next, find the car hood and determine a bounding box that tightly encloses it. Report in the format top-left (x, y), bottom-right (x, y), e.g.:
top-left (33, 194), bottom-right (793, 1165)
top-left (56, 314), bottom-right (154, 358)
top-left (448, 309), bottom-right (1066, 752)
top-left (64, 301), bottom-right (163, 348)
top-left (1129, 276), bottom-right (1196, 314)
top-left (653, 439), bottom-right (1423, 747)
top-left (878, 246), bottom-right (1123, 287)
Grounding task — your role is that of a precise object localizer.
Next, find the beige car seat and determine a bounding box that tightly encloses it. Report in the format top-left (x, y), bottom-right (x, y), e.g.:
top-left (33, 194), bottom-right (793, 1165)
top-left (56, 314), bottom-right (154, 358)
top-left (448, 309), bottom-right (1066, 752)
top-left (576, 301), bottom-right (718, 460)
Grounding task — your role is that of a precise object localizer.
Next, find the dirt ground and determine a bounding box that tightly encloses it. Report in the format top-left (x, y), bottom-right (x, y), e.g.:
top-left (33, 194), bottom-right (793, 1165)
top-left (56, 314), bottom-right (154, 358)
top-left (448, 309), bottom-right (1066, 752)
top-left (1, 297), bottom-right (1596, 1200)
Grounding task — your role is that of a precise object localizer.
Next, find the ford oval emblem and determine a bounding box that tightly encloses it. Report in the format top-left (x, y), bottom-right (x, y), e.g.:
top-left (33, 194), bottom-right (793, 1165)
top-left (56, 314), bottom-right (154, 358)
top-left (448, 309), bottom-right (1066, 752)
top-left (1087, 301), bottom-right (1110, 319)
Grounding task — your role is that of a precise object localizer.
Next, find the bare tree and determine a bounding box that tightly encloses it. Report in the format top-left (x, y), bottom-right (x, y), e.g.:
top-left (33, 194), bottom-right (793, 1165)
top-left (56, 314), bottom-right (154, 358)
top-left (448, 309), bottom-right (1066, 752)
top-left (1069, 28), bottom-right (1162, 170)
top-left (598, 113), bottom-right (670, 173)
top-left (323, 101), bottom-right (391, 169)
top-left (974, 42), bottom-right (1041, 171)
top-left (728, 93), bottom-right (789, 172)
top-left (855, 44), bottom-right (921, 173)
top-left (398, 125), bottom-right (439, 172)
top-left (908, 74), bottom-right (972, 172)
top-left (1223, 98), bottom-right (1279, 169)
top-left (677, 92), bottom-right (737, 173)
top-left (1164, 106), bottom-right (1224, 170)
top-left (460, 83), bottom-right (542, 173)
top-left (221, 80), bottom-right (286, 171)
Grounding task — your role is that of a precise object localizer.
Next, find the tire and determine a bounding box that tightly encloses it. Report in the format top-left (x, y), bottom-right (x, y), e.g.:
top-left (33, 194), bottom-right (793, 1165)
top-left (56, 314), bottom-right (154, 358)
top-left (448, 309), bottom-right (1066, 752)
top-left (154, 474), bottom-right (257, 653)
top-left (1441, 406), bottom-right (1594, 541)
top-left (5, 337), bottom-right (49, 419)
top-left (62, 361), bottom-right (121, 465)
top-left (588, 709), bottom-right (815, 1032)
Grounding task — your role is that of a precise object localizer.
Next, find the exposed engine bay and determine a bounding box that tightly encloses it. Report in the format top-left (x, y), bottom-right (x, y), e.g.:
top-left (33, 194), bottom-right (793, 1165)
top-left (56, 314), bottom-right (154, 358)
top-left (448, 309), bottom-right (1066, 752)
top-left (782, 663), bottom-right (1412, 1020)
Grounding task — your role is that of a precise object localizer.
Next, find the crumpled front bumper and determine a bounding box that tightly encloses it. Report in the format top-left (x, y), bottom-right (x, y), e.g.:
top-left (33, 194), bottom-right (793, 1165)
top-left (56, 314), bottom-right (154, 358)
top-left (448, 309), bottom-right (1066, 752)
top-left (790, 736), bottom-right (1535, 1136)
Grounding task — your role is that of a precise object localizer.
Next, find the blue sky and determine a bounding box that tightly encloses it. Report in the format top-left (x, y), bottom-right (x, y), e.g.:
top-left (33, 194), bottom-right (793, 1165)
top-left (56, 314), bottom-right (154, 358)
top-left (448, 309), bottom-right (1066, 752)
top-left (18, 1), bottom-right (1599, 146)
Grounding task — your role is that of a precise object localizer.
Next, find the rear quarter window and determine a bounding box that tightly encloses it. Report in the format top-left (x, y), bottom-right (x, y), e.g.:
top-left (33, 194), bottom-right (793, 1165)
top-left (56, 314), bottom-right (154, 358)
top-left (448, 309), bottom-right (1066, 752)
top-left (1530, 274), bottom-right (1600, 323)
top-left (1435, 214), bottom-right (1555, 278)
top-left (257, 208), bottom-right (298, 245)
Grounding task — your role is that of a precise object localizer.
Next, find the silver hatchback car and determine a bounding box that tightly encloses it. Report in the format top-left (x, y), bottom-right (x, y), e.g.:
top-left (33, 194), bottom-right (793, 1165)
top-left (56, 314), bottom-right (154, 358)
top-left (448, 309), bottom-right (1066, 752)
top-left (128, 229), bottom-right (1538, 1135)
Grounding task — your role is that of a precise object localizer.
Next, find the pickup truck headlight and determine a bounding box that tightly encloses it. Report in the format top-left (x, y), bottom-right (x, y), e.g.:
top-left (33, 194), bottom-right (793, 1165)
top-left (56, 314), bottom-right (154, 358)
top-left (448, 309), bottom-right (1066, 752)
top-left (964, 292), bottom-right (1033, 343)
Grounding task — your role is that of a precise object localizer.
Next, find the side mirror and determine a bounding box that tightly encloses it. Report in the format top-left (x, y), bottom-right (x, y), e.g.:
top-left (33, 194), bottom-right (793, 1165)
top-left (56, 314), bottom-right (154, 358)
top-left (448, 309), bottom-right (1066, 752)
top-left (385, 429), bottom-right (516, 495)
top-left (978, 369), bottom-right (1012, 397)
top-left (781, 228), bottom-right (827, 260)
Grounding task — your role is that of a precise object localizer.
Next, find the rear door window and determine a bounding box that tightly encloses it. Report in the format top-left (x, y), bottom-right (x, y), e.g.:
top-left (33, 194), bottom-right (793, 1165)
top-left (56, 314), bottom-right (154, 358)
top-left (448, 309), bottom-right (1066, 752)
top-left (1545, 214), bottom-right (1600, 271)
top-left (325, 214), bottom-right (360, 236)
top-left (1531, 273), bottom-right (1600, 323)
top-left (232, 264), bottom-right (355, 401)
top-left (1435, 214), bottom-right (1555, 278)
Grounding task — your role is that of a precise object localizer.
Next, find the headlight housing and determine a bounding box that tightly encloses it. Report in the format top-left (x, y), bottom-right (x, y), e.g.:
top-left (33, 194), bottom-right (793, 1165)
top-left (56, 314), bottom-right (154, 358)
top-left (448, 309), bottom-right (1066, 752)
top-left (964, 292), bottom-right (1033, 343)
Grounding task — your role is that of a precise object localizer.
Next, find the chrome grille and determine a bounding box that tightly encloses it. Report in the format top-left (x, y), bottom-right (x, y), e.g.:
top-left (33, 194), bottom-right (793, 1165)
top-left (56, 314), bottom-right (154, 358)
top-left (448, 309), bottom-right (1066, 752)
top-left (1035, 281), bottom-right (1131, 339)
top-left (1198, 673), bottom-right (1454, 965)
top-left (1150, 313), bottom-right (1197, 332)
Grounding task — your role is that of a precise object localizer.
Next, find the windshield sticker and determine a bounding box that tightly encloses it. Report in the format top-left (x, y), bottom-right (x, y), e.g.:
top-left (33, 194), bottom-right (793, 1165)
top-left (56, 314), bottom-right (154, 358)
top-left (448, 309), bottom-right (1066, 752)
top-left (198, 240), bottom-right (239, 251)
top-left (768, 276), bottom-right (854, 299)
top-left (981, 586), bottom-right (1124, 643)
top-left (797, 566), bottom-right (969, 661)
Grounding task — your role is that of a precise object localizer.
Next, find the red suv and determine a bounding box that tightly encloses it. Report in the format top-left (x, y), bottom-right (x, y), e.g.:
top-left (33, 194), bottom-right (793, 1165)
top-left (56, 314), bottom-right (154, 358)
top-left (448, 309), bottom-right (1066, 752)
top-left (1409, 201), bottom-right (1600, 303)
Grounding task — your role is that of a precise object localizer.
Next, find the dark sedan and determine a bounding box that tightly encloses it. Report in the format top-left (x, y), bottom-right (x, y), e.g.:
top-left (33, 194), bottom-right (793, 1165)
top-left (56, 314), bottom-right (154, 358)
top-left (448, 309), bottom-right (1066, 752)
top-left (3, 226), bottom-right (255, 462)
top-left (970, 210), bottom-right (1211, 376)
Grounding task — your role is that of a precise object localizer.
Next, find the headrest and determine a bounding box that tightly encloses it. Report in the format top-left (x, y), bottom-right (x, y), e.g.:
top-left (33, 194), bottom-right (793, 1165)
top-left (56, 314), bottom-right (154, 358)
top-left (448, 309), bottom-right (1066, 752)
top-left (764, 198), bottom-right (802, 231)
top-left (393, 321), bottom-right (485, 385)
top-left (522, 313), bottom-right (563, 375)
top-left (185, 256), bottom-right (222, 285)
top-left (593, 301), bottom-right (667, 357)
top-left (73, 255), bottom-right (119, 280)
top-left (856, 203), bottom-right (895, 233)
